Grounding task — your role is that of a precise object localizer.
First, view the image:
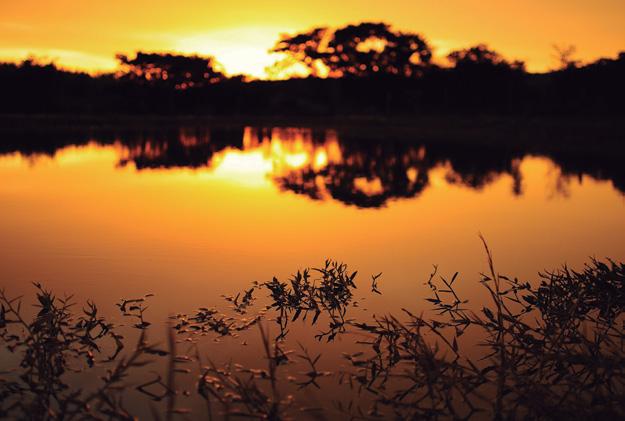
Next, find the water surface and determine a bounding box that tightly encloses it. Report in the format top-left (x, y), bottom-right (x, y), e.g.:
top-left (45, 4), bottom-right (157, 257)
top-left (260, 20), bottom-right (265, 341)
top-left (1, 125), bottom-right (624, 319)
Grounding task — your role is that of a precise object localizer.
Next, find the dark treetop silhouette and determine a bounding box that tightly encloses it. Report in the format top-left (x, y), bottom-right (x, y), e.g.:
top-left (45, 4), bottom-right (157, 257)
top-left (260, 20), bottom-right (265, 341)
top-left (1, 21), bottom-right (624, 115)
top-left (271, 22), bottom-right (432, 78)
top-left (116, 52), bottom-right (226, 88)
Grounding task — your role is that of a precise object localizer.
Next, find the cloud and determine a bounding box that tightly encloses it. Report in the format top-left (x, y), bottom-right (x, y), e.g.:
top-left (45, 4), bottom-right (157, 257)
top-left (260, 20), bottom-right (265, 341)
top-left (0, 47), bottom-right (118, 73)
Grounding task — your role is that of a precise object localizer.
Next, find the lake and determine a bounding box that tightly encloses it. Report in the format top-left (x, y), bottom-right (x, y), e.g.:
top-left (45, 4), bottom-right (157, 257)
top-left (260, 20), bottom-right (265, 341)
top-left (1, 123), bottom-right (624, 307)
top-left (1, 120), bottom-right (624, 417)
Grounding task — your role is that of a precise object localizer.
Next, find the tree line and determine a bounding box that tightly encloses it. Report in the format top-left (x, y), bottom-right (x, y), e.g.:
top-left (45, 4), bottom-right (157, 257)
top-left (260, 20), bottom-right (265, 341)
top-left (1, 21), bottom-right (624, 115)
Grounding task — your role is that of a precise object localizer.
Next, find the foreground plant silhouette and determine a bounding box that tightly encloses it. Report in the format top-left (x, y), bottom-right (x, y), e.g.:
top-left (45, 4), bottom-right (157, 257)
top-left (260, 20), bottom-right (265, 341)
top-left (1, 243), bottom-right (624, 419)
top-left (0, 285), bottom-right (165, 418)
top-left (344, 239), bottom-right (625, 419)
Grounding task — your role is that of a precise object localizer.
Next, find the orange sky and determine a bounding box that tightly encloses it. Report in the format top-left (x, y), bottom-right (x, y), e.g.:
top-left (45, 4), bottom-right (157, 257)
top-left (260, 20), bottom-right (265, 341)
top-left (1, 0), bottom-right (624, 78)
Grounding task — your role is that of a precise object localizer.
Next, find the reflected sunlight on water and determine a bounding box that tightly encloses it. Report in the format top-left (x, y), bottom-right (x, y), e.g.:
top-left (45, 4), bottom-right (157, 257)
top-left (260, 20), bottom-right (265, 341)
top-left (1, 124), bottom-right (624, 419)
top-left (0, 125), bottom-right (624, 324)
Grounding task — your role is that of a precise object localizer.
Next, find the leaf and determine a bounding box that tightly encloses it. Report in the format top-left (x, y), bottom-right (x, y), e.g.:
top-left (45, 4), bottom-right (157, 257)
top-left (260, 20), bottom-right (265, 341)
top-left (522, 295), bottom-right (537, 305)
top-left (451, 272), bottom-right (459, 285)
top-left (292, 308), bottom-right (302, 322)
top-left (312, 310), bottom-right (321, 325)
top-left (482, 307), bottom-right (495, 321)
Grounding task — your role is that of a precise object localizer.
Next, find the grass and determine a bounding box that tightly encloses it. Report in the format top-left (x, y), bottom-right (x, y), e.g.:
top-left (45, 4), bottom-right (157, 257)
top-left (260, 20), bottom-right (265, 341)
top-left (1, 242), bottom-right (624, 419)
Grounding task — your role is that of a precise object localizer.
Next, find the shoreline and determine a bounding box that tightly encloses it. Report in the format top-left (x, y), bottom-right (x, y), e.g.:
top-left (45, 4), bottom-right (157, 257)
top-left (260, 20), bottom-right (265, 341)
top-left (0, 113), bottom-right (623, 154)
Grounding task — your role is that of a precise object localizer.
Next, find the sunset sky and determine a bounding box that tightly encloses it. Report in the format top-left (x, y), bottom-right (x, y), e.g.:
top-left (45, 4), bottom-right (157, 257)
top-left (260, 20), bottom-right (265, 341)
top-left (1, 0), bottom-right (624, 78)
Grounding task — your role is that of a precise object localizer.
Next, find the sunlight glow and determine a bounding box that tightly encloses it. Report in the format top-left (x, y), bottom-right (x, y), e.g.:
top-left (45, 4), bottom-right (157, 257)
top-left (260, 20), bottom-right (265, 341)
top-left (174, 26), bottom-right (293, 78)
top-left (212, 150), bottom-right (272, 176)
top-left (0, 47), bottom-right (118, 74)
top-left (199, 127), bottom-right (344, 185)
top-left (353, 177), bottom-right (384, 196)
top-left (2, 1), bottom-right (624, 76)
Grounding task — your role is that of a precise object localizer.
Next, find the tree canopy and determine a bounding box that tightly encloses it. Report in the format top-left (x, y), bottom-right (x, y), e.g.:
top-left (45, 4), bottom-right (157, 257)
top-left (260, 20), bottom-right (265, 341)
top-left (447, 44), bottom-right (525, 72)
top-left (116, 52), bottom-right (225, 89)
top-left (271, 22), bottom-right (432, 78)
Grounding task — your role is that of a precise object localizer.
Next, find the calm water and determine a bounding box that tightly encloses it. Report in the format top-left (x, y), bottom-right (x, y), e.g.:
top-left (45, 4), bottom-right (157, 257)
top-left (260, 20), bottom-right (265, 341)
top-left (1, 124), bottom-right (624, 318)
top-left (1, 123), bottom-right (625, 417)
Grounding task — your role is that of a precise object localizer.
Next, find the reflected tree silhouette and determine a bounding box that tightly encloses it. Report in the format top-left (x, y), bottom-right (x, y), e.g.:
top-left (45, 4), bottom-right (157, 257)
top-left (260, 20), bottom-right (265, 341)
top-left (275, 141), bottom-right (431, 208)
top-left (1, 124), bottom-right (623, 208)
top-left (117, 126), bottom-right (244, 169)
top-left (438, 145), bottom-right (524, 194)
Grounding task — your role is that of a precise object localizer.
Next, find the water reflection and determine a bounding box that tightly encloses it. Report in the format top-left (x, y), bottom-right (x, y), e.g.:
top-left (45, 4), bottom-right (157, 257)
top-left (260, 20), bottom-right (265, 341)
top-left (1, 125), bottom-right (623, 208)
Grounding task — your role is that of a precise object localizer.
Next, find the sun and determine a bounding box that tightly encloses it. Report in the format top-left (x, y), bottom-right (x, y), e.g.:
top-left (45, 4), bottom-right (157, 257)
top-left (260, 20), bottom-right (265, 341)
top-left (174, 26), bottom-right (293, 79)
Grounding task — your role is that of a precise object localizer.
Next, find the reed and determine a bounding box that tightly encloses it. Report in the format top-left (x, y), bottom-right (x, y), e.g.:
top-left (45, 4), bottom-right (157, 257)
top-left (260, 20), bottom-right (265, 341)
top-left (1, 244), bottom-right (623, 419)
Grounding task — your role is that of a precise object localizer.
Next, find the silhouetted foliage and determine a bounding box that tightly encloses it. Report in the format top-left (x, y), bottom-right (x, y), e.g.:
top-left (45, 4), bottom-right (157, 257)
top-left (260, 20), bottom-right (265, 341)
top-left (116, 51), bottom-right (225, 88)
top-left (271, 22), bottom-right (432, 78)
top-left (0, 22), bottom-right (624, 115)
top-left (2, 252), bottom-right (625, 419)
top-left (1, 120), bottom-right (624, 208)
top-left (552, 44), bottom-right (581, 70)
top-left (275, 140), bottom-right (430, 208)
top-left (439, 44), bottom-right (527, 111)
top-left (270, 27), bottom-right (329, 77)
top-left (448, 44), bottom-right (525, 71)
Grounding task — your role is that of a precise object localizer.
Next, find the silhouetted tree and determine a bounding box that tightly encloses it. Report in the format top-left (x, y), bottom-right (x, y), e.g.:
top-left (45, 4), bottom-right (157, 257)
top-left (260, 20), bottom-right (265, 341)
top-left (116, 52), bottom-right (225, 89)
top-left (271, 27), bottom-right (329, 77)
top-left (552, 44), bottom-right (581, 70)
top-left (271, 22), bottom-right (431, 78)
top-left (2, 24), bottom-right (624, 116)
top-left (447, 44), bottom-right (524, 71)
top-left (443, 44), bottom-right (526, 111)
